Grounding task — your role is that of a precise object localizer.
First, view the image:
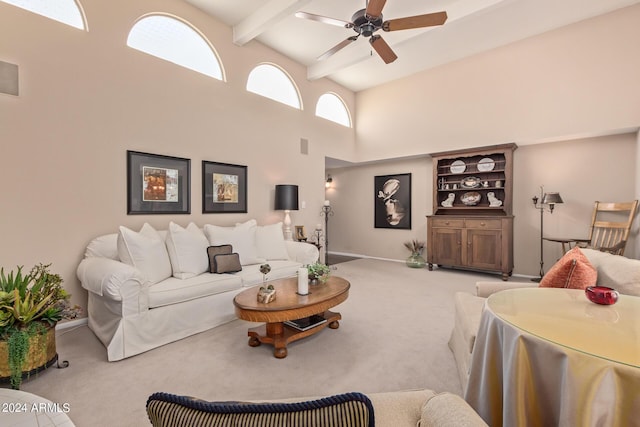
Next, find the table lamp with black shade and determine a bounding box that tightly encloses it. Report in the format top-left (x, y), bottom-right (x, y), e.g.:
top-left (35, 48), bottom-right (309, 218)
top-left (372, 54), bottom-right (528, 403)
top-left (275, 184), bottom-right (299, 240)
top-left (532, 187), bottom-right (563, 281)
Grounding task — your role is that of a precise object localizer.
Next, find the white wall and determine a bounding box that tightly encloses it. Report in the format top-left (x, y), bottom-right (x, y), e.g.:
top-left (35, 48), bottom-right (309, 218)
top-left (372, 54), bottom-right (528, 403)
top-left (635, 131), bottom-right (640, 256)
top-left (514, 134), bottom-right (637, 272)
top-left (2, 0), bottom-right (638, 309)
top-left (353, 4), bottom-right (640, 162)
top-left (326, 157), bottom-right (431, 262)
top-left (327, 134), bottom-right (637, 276)
top-left (0, 0), bottom-right (355, 309)
top-left (321, 4), bottom-right (640, 276)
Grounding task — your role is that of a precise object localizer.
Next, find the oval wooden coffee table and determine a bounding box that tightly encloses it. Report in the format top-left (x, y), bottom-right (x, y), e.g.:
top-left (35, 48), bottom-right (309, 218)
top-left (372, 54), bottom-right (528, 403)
top-left (233, 276), bottom-right (350, 358)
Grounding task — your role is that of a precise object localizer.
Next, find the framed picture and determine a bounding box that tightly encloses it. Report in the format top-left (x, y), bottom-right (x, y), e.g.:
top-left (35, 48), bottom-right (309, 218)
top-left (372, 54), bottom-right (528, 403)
top-left (202, 161), bottom-right (247, 213)
top-left (295, 225), bottom-right (307, 241)
top-left (127, 150), bottom-right (190, 214)
top-left (374, 173), bottom-right (411, 229)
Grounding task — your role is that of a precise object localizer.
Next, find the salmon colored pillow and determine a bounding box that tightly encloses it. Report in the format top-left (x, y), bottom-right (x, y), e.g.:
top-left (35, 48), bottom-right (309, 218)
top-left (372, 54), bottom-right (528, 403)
top-left (539, 247), bottom-right (597, 289)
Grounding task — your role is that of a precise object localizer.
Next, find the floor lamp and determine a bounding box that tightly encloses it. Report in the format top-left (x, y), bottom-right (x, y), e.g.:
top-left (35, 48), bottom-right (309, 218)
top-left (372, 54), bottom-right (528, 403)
top-left (532, 186), bottom-right (563, 281)
top-left (275, 184), bottom-right (299, 240)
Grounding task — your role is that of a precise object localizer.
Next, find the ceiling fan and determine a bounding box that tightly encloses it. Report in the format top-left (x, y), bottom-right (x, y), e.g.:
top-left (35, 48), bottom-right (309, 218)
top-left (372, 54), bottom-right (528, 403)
top-left (295, 0), bottom-right (447, 64)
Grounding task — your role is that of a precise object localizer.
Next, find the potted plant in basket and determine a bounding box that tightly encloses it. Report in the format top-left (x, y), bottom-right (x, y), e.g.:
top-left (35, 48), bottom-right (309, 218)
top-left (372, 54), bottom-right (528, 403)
top-left (404, 240), bottom-right (426, 268)
top-left (0, 263), bottom-right (80, 389)
top-left (306, 262), bottom-right (330, 285)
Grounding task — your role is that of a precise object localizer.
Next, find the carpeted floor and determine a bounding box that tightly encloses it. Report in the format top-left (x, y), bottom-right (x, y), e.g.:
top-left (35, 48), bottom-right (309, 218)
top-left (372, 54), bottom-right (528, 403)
top-left (12, 259), bottom-right (495, 426)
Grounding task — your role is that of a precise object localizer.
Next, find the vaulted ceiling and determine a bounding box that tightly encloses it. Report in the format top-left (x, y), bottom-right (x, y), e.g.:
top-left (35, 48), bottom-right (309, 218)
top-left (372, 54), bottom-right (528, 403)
top-left (183, 0), bottom-right (639, 92)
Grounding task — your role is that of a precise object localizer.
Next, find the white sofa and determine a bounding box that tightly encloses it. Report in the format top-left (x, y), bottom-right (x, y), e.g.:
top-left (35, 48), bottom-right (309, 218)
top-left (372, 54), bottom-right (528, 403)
top-left (449, 248), bottom-right (640, 391)
top-left (77, 220), bottom-right (319, 361)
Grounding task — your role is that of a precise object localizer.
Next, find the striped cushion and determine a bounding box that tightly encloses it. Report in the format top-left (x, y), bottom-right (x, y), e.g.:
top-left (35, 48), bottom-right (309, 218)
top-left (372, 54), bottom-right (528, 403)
top-left (147, 392), bottom-right (374, 427)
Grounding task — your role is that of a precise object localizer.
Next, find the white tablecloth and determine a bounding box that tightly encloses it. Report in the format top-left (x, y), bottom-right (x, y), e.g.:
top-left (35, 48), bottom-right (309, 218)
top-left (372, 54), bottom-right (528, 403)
top-left (465, 288), bottom-right (640, 427)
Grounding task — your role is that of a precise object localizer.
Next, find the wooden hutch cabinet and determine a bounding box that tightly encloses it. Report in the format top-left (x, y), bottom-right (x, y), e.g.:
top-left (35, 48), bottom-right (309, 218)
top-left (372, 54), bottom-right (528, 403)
top-left (426, 143), bottom-right (517, 280)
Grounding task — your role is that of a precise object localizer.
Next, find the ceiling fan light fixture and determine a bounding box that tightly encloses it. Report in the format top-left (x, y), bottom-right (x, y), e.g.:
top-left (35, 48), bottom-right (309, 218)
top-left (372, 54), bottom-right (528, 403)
top-left (297, 1), bottom-right (447, 63)
top-left (360, 23), bottom-right (376, 37)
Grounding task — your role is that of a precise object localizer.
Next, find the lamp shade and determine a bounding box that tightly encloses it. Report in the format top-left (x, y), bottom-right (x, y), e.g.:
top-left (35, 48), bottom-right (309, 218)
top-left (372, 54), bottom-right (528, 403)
top-left (542, 192), bottom-right (564, 205)
top-left (275, 185), bottom-right (299, 210)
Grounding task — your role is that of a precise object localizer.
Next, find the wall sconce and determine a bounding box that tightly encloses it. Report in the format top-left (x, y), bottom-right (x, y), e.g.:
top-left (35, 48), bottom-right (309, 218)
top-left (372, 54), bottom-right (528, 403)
top-left (275, 184), bottom-right (299, 241)
top-left (532, 186), bottom-right (564, 281)
top-left (325, 175), bottom-right (333, 189)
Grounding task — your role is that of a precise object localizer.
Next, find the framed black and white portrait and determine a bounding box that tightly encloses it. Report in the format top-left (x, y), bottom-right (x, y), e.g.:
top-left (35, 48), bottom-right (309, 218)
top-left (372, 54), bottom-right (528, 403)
top-left (374, 173), bottom-right (411, 229)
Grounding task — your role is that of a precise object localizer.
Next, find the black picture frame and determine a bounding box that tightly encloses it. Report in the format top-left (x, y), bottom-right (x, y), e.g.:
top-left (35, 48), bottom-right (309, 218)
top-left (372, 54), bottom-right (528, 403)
top-left (374, 173), bottom-right (412, 229)
top-left (127, 150), bottom-right (191, 215)
top-left (202, 161), bottom-right (248, 213)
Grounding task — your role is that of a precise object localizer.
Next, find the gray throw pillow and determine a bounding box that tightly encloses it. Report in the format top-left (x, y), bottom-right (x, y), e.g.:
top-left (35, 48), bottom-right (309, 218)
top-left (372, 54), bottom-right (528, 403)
top-left (207, 245), bottom-right (232, 273)
top-left (212, 253), bottom-right (242, 274)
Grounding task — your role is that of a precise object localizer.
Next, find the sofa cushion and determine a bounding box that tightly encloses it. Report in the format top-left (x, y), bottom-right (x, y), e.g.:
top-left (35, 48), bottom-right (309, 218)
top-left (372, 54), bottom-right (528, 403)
top-left (421, 392), bottom-right (488, 426)
top-left (582, 248), bottom-right (640, 296)
top-left (117, 223), bottom-right (172, 284)
top-left (147, 273), bottom-right (242, 309)
top-left (255, 222), bottom-right (289, 261)
top-left (234, 260), bottom-right (301, 287)
top-left (146, 392), bottom-right (374, 427)
top-left (165, 222), bottom-right (209, 279)
top-left (539, 246), bottom-right (597, 290)
top-left (204, 224), bottom-right (264, 266)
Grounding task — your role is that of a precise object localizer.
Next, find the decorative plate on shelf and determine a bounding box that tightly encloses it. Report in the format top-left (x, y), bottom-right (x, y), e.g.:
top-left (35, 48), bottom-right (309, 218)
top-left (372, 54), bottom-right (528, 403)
top-left (460, 191), bottom-right (481, 206)
top-left (460, 176), bottom-right (481, 188)
top-left (477, 157), bottom-right (495, 172)
top-left (450, 160), bottom-right (466, 174)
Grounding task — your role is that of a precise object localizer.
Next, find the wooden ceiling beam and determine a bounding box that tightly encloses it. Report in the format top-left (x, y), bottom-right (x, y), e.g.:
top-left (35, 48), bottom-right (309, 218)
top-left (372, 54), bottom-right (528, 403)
top-left (233, 0), bottom-right (313, 46)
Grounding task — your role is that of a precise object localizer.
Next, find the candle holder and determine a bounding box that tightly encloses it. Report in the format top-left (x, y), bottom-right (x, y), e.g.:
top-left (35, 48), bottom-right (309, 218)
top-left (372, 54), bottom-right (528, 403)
top-left (320, 204), bottom-right (334, 266)
top-left (312, 228), bottom-right (323, 248)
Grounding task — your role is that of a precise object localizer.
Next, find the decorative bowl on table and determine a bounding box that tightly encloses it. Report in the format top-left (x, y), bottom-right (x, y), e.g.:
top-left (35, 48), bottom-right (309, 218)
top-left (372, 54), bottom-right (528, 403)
top-left (460, 191), bottom-right (481, 206)
top-left (585, 286), bottom-right (619, 305)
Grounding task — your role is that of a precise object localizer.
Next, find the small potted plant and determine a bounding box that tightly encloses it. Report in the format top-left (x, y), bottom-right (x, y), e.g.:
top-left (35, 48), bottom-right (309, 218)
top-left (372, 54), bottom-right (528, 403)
top-left (306, 262), bottom-right (330, 285)
top-left (0, 263), bottom-right (81, 389)
top-left (403, 239), bottom-right (426, 268)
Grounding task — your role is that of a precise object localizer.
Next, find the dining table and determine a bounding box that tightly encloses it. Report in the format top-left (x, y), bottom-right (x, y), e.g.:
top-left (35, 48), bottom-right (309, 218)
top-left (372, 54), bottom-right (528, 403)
top-left (465, 287), bottom-right (640, 427)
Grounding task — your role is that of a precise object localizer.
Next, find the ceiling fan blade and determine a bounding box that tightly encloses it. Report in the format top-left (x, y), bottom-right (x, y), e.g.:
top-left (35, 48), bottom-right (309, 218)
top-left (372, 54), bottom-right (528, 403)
top-left (369, 35), bottom-right (397, 64)
top-left (383, 11), bottom-right (448, 32)
top-left (317, 36), bottom-right (359, 61)
top-left (365, 0), bottom-right (387, 19)
top-left (295, 11), bottom-right (353, 28)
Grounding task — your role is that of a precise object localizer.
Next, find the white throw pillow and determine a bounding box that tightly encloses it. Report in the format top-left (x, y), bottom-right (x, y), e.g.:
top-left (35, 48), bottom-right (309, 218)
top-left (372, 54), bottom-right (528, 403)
top-left (204, 223), bottom-right (264, 266)
top-left (255, 222), bottom-right (290, 260)
top-left (117, 223), bottom-right (172, 284)
top-left (236, 219), bottom-right (258, 229)
top-left (165, 222), bottom-right (209, 279)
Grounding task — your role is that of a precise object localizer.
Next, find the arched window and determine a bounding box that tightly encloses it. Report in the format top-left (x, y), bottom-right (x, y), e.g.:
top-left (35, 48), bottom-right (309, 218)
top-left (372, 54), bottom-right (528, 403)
top-left (127, 14), bottom-right (224, 80)
top-left (315, 93), bottom-right (351, 127)
top-left (1, 0), bottom-right (86, 30)
top-left (246, 63), bottom-right (302, 110)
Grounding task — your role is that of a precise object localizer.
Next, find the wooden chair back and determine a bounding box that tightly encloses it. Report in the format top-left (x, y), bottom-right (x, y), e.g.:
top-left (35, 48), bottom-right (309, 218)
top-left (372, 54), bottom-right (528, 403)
top-left (586, 200), bottom-right (638, 255)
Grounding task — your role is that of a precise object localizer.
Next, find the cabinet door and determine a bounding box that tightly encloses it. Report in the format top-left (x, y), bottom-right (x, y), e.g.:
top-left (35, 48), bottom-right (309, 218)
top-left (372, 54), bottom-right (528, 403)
top-left (431, 228), bottom-right (462, 266)
top-left (466, 229), bottom-right (502, 271)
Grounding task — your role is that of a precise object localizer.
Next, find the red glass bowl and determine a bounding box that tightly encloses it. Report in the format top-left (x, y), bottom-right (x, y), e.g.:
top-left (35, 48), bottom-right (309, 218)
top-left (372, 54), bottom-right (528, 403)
top-left (585, 286), bottom-right (619, 305)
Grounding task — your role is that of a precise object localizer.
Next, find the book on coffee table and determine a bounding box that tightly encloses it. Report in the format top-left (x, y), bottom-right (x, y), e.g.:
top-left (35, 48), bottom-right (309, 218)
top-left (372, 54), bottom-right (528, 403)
top-left (284, 315), bottom-right (327, 332)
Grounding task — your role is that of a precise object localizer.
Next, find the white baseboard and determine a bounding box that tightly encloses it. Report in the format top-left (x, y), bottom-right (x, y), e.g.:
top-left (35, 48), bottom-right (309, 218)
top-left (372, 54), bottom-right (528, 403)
top-left (56, 317), bottom-right (88, 331)
top-left (327, 251), bottom-right (405, 264)
top-left (328, 251), bottom-right (534, 279)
